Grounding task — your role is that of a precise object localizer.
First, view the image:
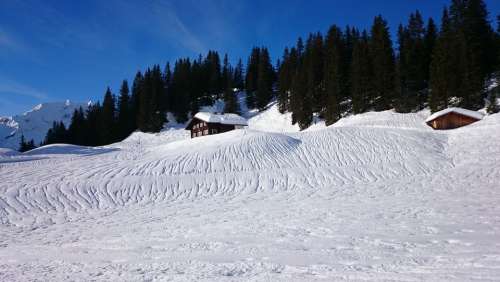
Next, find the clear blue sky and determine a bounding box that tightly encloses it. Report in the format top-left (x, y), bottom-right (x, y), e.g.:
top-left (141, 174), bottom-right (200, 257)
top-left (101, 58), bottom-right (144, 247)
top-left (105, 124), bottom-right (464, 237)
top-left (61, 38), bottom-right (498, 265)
top-left (1, 0), bottom-right (499, 116)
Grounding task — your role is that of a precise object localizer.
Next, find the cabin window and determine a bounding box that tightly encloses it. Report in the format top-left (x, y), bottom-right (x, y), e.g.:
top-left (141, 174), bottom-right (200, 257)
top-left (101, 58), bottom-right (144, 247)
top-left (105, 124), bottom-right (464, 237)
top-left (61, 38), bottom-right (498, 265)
top-left (203, 129), bottom-right (208, 135)
top-left (211, 129), bottom-right (218, 134)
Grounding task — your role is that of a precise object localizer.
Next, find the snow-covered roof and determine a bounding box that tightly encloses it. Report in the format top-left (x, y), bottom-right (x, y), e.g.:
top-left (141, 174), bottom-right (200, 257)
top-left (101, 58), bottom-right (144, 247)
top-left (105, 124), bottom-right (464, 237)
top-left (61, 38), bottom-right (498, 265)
top-left (193, 112), bottom-right (248, 126)
top-left (425, 107), bottom-right (484, 123)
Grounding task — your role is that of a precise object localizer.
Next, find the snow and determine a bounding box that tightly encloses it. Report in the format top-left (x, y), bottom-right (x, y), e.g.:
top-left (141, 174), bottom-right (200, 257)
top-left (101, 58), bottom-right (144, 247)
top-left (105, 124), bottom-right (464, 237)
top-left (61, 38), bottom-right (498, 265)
top-left (425, 107), bottom-right (485, 123)
top-left (0, 148), bottom-right (18, 158)
top-left (1, 102), bottom-right (500, 281)
top-left (0, 101), bottom-right (88, 150)
top-left (193, 112), bottom-right (248, 126)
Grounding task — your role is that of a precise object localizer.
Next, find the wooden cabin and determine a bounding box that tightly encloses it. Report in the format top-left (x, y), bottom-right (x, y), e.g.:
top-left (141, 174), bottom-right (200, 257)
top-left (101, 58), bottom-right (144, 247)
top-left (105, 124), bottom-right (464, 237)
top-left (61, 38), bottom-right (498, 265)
top-left (185, 112), bottom-right (248, 138)
top-left (425, 107), bottom-right (484, 130)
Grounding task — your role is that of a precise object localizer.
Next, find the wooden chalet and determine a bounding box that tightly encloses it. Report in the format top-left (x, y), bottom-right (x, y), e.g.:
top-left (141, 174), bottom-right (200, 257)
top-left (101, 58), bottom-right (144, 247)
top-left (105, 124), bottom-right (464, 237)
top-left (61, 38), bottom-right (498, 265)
top-left (425, 107), bottom-right (484, 130)
top-left (185, 112), bottom-right (248, 138)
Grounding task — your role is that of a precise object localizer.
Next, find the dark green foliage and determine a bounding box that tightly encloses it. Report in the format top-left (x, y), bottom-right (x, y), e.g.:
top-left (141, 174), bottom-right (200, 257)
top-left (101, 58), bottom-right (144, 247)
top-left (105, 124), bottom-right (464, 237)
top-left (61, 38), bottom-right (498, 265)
top-left (68, 107), bottom-right (86, 145)
top-left (424, 18), bottom-right (438, 82)
top-left (277, 48), bottom-right (291, 113)
top-left (370, 15), bottom-right (396, 111)
top-left (395, 11), bottom-right (428, 112)
top-left (304, 33), bottom-right (325, 114)
top-left (19, 134), bottom-right (36, 152)
top-left (350, 30), bottom-right (373, 114)
top-left (43, 121), bottom-right (68, 146)
top-left (117, 80), bottom-right (134, 140)
top-left (245, 47), bottom-right (260, 109)
top-left (222, 55), bottom-right (241, 114)
top-left (324, 26), bottom-right (345, 125)
top-left (429, 8), bottom-right (454, 113)
top-left (170, 59), bottom-right (191, 123)
top-left (256, 47), bottom-right (274, 110)
top-left (100, 87), bottom-right (117, 143)
top-left (245, 47), bottom-right (275, 110)
top-left (233, 59), bottom-right (245, 90)
top-left (429, 1), bottom-right (494, 112)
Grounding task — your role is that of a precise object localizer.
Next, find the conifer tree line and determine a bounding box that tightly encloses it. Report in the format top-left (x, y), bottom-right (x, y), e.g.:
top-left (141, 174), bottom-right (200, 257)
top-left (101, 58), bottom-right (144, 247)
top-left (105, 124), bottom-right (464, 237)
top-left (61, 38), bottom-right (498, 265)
top-left (277, 0), bottom-right (500, 129)
top-left (41, 50), bottom-right (265, 147)
top-left (33, 0), bottom-right (499, 151)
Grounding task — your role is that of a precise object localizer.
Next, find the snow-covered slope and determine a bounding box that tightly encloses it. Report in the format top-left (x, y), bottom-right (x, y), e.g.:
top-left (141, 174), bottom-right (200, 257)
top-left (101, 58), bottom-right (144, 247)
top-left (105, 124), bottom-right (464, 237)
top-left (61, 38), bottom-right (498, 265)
top-left (0, 100), bottom-right (88, 150)
top-left (1, 107), bottom-right (499, 281)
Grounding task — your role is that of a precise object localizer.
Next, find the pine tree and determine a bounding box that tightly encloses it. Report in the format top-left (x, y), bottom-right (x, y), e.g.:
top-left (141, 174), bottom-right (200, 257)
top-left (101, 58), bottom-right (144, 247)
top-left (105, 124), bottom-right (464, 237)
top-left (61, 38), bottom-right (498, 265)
top-left (221, 54), bottom-right (231, 94)
top-left (370, 15), bottom-right (396, 111)
top-left (19, 134), bottom-right (27, 152)
top-left (85, 102), bottom-right (101, 146)
top-left (163, 63), bottom-right (173, 110)
top-left (206, 50), bottom-right (222, 96)
top-left (449, 0), bottom-right (494, 109)
top-left (304, 33), bottom-right (324, 114)
top-left (100, 87), bottom-right (117, 143)
top-left (350, 30), bottom-right (373, 113)
top-left (150, 65), bottom-right (166, 132)
top-left (19, 135), bottom-right (36, 152)
top-left (130, 71), bottom-right (143, 130)
top-left (277, 48), bottom-right (291, 113)
top-left (233, 59), bottom-right (245, 90)
top-left (324, 25), bottom-right (344, 124)
top-left (223, 62), bottom-right (240, 114)
top-left (171, 59), bottom-right (191, 122)
top-left (290, 39), bottom-right (313, 130)
top-left (137, 69), bottom-right (152, 132)
top-left (424, 18), bottom-right (438, 82)
top-left (117, 80), bottom-right (133, 139)
top-left (68, 107), bottom-right (86, 145)
top-left (429, 8), bottom-right (454, 112)
top-left (256, 47), bottom-right (274, 110)
top-left (497, 15), bottom-right (500, 72)
top-left (43, 121), bottom-right (68, 145)
top-left (245, 47), bottom-right (260, 108)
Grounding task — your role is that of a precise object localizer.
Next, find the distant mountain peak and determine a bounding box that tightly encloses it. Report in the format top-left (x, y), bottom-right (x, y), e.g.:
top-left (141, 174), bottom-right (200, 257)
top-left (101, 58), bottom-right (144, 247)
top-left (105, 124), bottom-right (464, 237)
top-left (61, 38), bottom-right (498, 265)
top-left (0, 101), bottom-right (89, 150)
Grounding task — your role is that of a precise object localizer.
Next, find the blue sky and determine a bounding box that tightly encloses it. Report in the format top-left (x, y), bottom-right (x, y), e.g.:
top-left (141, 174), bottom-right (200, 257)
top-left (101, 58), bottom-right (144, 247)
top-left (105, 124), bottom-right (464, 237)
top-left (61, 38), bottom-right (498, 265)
top-left (1, 0), bottom-right (499, 116)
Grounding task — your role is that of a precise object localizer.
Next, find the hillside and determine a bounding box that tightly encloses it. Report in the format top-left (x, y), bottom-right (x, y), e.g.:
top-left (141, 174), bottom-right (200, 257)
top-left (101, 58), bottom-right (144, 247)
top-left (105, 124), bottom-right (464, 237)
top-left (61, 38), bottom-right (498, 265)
top-left (0, 105), bottom-right (499, 281)
top-left (0, 101), bottom-right (89, 150)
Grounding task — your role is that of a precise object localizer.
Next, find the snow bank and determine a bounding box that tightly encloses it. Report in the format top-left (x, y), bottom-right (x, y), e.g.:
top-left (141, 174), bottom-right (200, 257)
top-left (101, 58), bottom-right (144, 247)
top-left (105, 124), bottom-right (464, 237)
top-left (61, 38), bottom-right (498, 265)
top-left (0, 147), bottom-right (18, 158)
top-left (193, 112), bottom-right (248, 126)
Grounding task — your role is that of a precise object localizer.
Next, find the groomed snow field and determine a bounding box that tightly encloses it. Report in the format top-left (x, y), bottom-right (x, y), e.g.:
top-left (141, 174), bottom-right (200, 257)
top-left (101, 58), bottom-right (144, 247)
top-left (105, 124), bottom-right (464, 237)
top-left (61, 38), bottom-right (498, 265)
top-left (1, 106), bottom-right (499, 281)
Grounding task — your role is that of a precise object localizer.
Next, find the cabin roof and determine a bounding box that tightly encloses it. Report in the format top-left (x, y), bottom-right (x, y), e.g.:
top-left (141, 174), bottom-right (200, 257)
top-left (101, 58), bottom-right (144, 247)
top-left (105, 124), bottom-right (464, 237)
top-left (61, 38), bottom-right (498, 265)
top-left (185, 112), bottom-right (248, 130)
top-left (425, 107), bottom-right (484, 123)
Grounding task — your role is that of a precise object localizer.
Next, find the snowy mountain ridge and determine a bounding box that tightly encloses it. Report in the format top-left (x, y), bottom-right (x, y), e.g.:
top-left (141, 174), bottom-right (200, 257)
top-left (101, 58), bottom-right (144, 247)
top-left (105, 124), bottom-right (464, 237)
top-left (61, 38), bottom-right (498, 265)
top-left (0, 100), bottom-right (89, 150)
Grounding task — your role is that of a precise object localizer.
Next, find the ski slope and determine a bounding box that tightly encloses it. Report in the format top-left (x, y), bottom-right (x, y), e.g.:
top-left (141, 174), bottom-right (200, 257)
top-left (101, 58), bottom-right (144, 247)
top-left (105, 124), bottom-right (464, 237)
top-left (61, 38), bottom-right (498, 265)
top-left (0, 108), bottom-right (499, 281)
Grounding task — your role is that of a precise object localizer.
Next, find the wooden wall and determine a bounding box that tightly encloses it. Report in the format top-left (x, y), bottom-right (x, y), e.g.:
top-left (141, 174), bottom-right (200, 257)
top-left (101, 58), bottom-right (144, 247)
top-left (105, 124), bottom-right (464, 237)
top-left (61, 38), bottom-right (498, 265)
top-left (189, 119), bottom-right (236, 138)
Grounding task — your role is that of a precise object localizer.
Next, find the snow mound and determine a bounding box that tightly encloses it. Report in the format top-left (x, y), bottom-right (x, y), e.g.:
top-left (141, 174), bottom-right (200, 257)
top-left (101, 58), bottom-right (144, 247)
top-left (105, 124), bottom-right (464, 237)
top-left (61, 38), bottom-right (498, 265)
top-left (24, 144), bottom-right (116, 156)
top-left (334, 110), bottom-right (432, 130)
top-left (0, 147), bottom-right (18, 158)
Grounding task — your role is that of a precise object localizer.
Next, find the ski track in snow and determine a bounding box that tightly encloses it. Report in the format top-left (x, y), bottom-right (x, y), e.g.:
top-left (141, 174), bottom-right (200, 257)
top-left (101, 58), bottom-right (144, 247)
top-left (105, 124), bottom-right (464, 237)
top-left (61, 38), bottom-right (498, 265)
top-left (0, 109), bottom-right (500, 281)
